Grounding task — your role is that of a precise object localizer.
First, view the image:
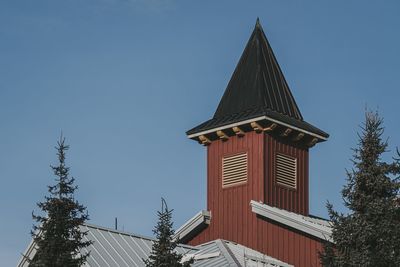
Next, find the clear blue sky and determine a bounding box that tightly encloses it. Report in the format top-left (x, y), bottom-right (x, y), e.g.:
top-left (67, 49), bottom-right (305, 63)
top-left (1, 0), bottom-right (400, 265)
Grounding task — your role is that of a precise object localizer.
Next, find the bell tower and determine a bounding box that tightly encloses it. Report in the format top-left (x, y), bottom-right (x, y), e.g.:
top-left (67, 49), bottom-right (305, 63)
top-left (186, 19), bottom-right (328, 244)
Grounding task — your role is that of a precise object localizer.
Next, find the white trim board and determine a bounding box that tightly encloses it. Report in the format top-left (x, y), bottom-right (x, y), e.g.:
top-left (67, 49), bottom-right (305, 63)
top-left (175, 210), bottom-right (211, 241)
top-left (187, 115), bottom-right (328, 141)
top-left (17, 238), bottom-right (36, 267)
top-left (250, 200), bottom-right (332, 242)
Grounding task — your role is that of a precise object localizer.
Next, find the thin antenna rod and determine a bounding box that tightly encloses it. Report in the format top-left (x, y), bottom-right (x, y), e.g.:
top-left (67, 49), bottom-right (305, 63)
top-left (161, 197), bottom-right (168, 212)
top-left (115, 217), bottom-right (118, 230)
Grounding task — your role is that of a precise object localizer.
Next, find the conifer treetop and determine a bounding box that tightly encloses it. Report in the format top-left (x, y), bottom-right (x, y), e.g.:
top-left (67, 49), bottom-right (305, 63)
top-left (144, 198), bottom-right (193, 267)
top-left (320, 110), bottom-right (400, 266)
top-left (29, 136), bottom-right (92, 267)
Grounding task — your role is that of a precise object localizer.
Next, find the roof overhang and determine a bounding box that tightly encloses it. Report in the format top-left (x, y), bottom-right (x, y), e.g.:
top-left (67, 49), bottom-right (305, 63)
top-left (175, 210), bottom-right (211, 243)
top-left (250, 200), bottom-right (333, 242)
top-left (187, 115), bottom-right (328, 146)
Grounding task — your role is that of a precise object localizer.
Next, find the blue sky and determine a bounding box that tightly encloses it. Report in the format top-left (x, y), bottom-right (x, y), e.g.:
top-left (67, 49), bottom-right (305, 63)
top-left (1, 0), bottom-right (400, 265)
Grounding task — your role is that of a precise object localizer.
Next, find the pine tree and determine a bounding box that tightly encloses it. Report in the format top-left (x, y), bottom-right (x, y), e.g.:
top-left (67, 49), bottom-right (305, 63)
top-left (320, 111), bottom-right (400, 266)
top-left (29, 136), bottom-right (92, 267)
top-left (144, 198), bottom-right (193, 267)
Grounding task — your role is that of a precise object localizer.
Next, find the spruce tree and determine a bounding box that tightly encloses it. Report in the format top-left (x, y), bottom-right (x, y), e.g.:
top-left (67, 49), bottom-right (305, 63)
top-left (144, 198), bottom-right (193, 267)
top-left (29, 137), bottom-right (92, 267)
top-left (320, 111), bottom-right (400, 266)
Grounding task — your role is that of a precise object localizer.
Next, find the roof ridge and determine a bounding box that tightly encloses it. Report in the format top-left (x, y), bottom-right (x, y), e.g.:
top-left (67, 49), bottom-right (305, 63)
top-left (83, 223), bottom-right (154, 241)
top-left (83, 223), bottom-right (198, 250)
top-left (215, 239), bottom-right (242, 267)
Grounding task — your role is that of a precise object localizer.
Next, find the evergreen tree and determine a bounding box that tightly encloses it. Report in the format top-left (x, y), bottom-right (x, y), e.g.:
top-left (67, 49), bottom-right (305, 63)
top-left (144, 198), bottom-right (193, 267)
top-left (320, 111), bottom-right (400, 266)
top-left (29, 136), bottom-right (92, 267)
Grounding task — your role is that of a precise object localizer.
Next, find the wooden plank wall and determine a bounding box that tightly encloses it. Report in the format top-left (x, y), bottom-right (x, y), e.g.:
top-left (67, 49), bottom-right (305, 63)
top-left (209, 131), bottom-right (264, 245)
top-left (265, 134), bottom-right (309, 215)
top-left (186, 131), bottom-right (322, 267)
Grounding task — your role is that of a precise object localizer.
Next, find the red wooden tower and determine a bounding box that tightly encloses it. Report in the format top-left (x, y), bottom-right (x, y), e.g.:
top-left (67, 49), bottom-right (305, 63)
top-left (182, 19), bottom-right (330, 267)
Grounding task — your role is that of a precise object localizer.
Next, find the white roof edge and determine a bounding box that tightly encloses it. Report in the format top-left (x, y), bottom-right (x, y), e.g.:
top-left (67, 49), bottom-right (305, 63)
top-left (17, 238), bottom-right (36, 267)
top-left (181, 251), bottom-right (221, 263)
top-left (187, 115), bottom-right (328, 141)
top-left (250, 200), bottom-right (332, 242)
top-left (175, 210), bottom-right (211, 241)
top-left (215, 239), bottom-right (241, 266)
top-left (82, 223), bottom-right (156, 242)
top-left (245, 254), bottom-right (294, 267)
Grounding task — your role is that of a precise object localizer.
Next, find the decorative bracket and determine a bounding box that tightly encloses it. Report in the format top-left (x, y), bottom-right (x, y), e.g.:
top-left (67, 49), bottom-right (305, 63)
top-left (281, 128), bottom-right (292, 137)
top-left (263, 123), bottom-right (277, 132)
top-left (307, 138), bottom-right (318, 147)
top-left (216, 130), bottom-right (229, 141)
top-left (199, 135), bottom-right (211, 146)
top-left (292, 132), bottom-right (305, 142)
top-left (232, 126), bottom-right (245, 137)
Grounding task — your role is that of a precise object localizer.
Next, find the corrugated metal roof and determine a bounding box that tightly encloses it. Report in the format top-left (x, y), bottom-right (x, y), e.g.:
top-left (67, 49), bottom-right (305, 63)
top-left (190, 239), bottom-right (293, 267)
top-left (80, 224), bottom-right (195, 267)
top-left (18, 223), bottom-right (293, 267)
top-left (224, 240), bottom-right (293, 267)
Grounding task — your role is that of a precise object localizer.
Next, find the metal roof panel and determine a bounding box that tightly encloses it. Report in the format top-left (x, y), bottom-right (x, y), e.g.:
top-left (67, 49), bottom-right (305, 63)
top-left (18, 223), bottom-right (292, 267)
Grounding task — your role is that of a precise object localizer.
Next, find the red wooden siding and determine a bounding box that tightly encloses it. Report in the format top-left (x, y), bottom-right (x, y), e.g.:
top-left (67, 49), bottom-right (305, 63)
top-left (204, 131), bottom-right (264, 247)
top-left (185, 132), bottom-right (322, 267)
top-left (265, 134), bottom-right (309, 215)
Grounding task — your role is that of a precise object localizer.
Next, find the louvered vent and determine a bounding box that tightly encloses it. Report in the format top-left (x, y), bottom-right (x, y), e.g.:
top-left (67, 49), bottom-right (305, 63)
top-left (276, 153), bottom-right (297, 189)
top-left (222, 152), bottom-right (248, 187)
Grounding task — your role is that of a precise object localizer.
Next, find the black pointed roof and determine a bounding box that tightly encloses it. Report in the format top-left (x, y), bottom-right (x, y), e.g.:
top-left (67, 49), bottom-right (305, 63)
top-left (214, 19), bottom-right (302, 121)
top-left (187, 20), bottom-right (328, 139)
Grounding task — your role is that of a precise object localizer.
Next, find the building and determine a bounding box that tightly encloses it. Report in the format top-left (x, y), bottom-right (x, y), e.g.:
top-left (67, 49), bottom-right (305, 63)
top-left (19, 19), bottom-right (331, 267)
top-left (19, 224), bottom-right (294, 267)
top-left (177, 18), bottom-right (330, 267)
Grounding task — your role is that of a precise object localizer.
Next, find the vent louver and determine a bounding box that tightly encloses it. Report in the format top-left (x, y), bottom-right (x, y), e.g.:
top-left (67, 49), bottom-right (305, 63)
top-left (276, 153), bottom-right (297, 189)
top-left (222, 152), bottom-right (248, 187)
